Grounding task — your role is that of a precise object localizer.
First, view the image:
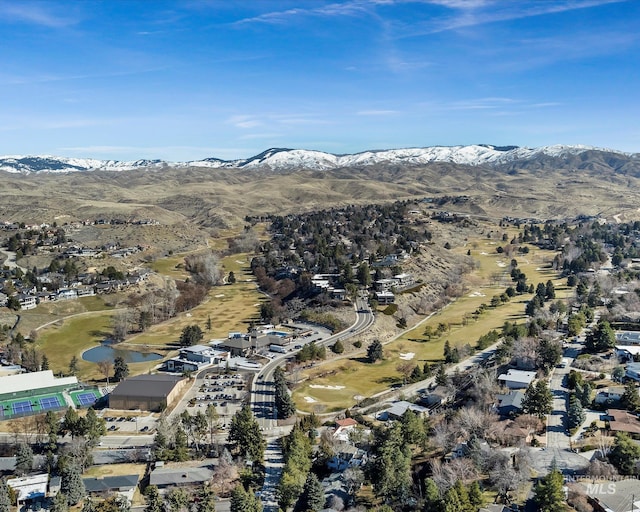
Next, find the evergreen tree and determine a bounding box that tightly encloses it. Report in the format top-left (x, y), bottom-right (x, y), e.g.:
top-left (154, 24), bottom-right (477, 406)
top-left (15, 442), bottom-right (34, 475)
top-left (165, 489), bottom-right (189, 512)
top-left (144, 486), bottom-right (163, 512)
top-left (567, 394), bottom-right (586, 430)
top-left (82, 498), bottom-right (96, 512)
top-left (468, 481), bottom-right (484, 508)
top-left (85, 408), bottom-right (106, 446)
top-left (51, 492), bottom-right (69, 512)
top-left (299, 473), bottom-right (324, 512)
top-left (585, 320), bottom-right (616, 352)
top-left (534, 469), bottom-right (566, 512)
top-left (423, 478), bottom-right (440, 508)
top-left (609, 432), bottom-right (640, 475)
top-left (435, 364), bottom-right (448, 386)
top-left (621, 383), bottom-right (640, 412)
top-left (230, 485), bottom-right (249, 512)
top-left (274, 367), bottom-right (296, 419)
top-left (41, 354), bottom-right (50, 370)
top-left (367, 339), bottom-right (383, 363)
top-left (179, 325), bottom-right (204, 347)
top-left (113, 357), bottom-right (129, 382)
top-left (61, 463), bottom-right (86, 505)
top-left (331, 340), bottom-right (344, 354)
top-left (195, 484), bottom-right (216, 512)
top-left (576, 382), bottom-right (592, 408)
top-left (206, 315), bottom-right (212, 331)
top-left (545, 280), bottom-right (556, 299)
top-left (369, 425), bottom-right (412, 504)
top-left (0, 480), bottom-right (11, 512)
top-left (521, 380), bottom-right (553, 418)
top-left (228, 405), bottom-right (266, 462)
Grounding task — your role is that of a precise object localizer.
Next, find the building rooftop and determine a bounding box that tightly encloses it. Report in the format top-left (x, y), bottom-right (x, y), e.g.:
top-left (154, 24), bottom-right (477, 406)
top-left (497, 369), bottom-right (537, 384)
top-left (149, 467), bottom-right (213, 487)
top-left (607, 408), bottom-right (640, 435)
top-left (0, 370), bottom-right (77, 396)
top-left (581, 478), bottom-right (640, 512)
top-left (83, 475), bottom-right (139, 493)
top-left (496, 390), bottom-right (525, 409)
top-left (110, 374), bottom-right (184, 400)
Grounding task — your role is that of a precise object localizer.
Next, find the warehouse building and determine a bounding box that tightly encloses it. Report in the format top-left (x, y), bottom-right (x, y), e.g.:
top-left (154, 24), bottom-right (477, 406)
top-left (109, 374), bottom-right (186, 412)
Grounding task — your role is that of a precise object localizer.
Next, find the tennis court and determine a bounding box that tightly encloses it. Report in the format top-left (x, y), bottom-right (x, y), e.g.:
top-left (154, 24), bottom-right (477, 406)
top-left (70, 389), bottom-right (101, 408)
top-left (40, 396), bottom-right (62, 410)
top-left (12, 401), bottom-right (33, 415)
top-left (0, 391), bottom-right (67, 419)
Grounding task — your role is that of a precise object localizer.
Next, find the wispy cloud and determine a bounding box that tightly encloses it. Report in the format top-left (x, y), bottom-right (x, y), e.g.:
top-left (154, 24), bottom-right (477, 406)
top-left (227, 115), bottom-right (262, 129)
top-left (0, 2), bottom-right (79, 28)
top-left (400, 0), bottom-right (630, 36)
top-left (357, 109), bottom-right (400, 115)
top-left (233, 1), bottom-right (371, 25)
top-left (0, 67), bottom-right (168, 86)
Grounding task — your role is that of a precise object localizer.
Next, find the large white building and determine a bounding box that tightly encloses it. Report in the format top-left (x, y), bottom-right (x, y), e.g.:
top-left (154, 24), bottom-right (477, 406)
top-left (0, 370), bottom-right (78, 401)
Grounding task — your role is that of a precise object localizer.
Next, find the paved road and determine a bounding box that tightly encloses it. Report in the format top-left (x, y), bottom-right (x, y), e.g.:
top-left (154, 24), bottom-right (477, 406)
top-left (260, 438), bottom-right (284, 512)
top-left (533, 326), bottom-right (600, 475)
top-left (252, 297), bottom-right (374, 508)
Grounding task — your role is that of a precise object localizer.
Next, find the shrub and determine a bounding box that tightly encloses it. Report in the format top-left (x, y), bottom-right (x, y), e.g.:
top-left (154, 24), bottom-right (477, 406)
top-left (353, 341), bottom-right (362, 348)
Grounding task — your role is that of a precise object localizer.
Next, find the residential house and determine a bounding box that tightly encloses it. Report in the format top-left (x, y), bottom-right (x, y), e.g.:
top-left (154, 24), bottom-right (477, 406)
top-left (497, 369), bottom-right (536, 389)
top-left (382, 400), bottom-right (429, 420)
top-left (327, 444), bottom-right (367, 472)
top-left (495, 390), bottom-right (525, 416)
top-left (580, 478), bottom-right (640, 512)
top-left (83, 475), bottom-right (139, 500)
top-left (594, 387), bottom-right (625, 406)
top-left (615, 331), bottom-right (640, 345)
top-left (444, 442), bottom-right (471, 461)
top-left (607, 408), bottom-right (640, 435)
top-left (149, 467), bottom-right (213, 489)
top-left (333, 418), bottom-right (359, 442)
top-left (615, 345), bottom-right (640, 361)
top-left (420, 385), bottom-right (455, 408)
top-left (626, 362), bottom-right (640, 382)
top-left (16, 294), bottom-right (37, 310)
top-left (375, 291), bottom-right (395, 305)
top-left (6, 474), bottom-right (48, 506)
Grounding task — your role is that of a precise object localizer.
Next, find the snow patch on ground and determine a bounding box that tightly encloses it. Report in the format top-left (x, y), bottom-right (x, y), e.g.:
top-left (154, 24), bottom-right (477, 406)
top-left (309, 385), bottom-right (345, 390)
top-left (214, 294), bottom-right (225, 298)
top-left (304, 396), bottom-right (317, 403)
top-left (480, 252), bottom-right (488, 255)
top-left (468, 291), bottom-right (485, 297)
top-left (399, 352), bottom-right (415, 360)
top-left (496, 261), bottom-right (506, 267)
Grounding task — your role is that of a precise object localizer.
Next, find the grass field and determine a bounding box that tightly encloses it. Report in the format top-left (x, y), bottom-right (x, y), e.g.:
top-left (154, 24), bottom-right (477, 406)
top-left (17, 295), bottom-right (117, 336)
top-left (35, 252), bottom-right (264, 383)
top-left (292, 232), bottom-right (572, 413)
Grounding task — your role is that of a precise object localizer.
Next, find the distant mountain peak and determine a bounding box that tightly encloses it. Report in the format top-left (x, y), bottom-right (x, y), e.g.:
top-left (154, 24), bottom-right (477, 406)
top-left (0, 144), bottom-right (635, 175)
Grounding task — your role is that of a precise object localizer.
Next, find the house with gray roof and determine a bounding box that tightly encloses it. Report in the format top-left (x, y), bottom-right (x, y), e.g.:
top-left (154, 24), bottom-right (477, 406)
top-left (149, 467), bottom-right (213, 489)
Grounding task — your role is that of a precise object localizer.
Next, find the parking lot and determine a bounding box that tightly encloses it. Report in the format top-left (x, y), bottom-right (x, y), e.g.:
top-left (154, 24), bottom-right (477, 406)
top-left (187, 372), bottom-right (248, 427)
top-left (102, 413), bottom-right (156, 433)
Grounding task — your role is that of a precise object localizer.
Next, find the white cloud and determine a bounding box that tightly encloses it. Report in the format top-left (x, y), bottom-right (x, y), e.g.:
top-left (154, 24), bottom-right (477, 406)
top-left (0, 2), bottom-right (79, 28)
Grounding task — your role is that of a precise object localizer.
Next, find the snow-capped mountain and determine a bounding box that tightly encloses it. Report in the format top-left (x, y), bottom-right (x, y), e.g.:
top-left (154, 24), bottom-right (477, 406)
top-left (0, 144), bottom-right (636, 175)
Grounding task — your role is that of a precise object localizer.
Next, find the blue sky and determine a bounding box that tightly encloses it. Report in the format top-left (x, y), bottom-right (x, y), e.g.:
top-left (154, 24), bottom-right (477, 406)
top-left (0, 0), bottom-right (638, 160)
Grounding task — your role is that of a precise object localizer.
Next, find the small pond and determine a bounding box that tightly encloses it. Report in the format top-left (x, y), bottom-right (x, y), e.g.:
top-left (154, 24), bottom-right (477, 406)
top-left (82, 344), bottom-right (163, 363)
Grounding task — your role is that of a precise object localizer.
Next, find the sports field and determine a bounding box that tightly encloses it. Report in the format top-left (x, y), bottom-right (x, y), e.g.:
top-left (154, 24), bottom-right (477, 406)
top-left (70, 388), bottom-right (102, 408)
top-left (0, 391), bottom-right (67, 419)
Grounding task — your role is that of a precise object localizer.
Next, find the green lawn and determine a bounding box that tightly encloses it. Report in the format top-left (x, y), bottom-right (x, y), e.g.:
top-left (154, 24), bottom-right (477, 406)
top-left (34, 251), bottom-right (264, 383)
top-left (293, 232), bottom-right (571, 413)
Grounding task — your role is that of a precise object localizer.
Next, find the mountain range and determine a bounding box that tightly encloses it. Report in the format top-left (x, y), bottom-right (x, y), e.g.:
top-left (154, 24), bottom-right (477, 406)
top-left (1, 144), bottom-right (638, 175)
